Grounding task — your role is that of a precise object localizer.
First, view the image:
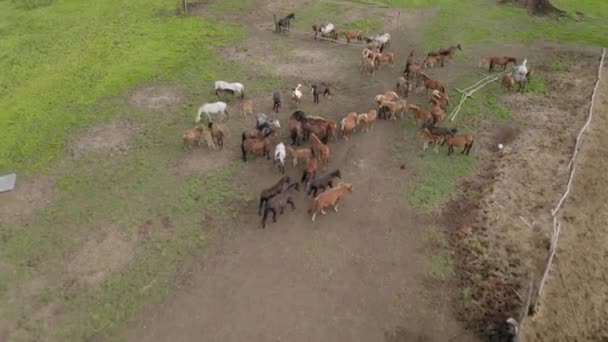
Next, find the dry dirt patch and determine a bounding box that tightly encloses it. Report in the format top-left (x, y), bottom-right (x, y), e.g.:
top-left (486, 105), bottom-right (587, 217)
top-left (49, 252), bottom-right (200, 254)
top-left (67, 228), bottom-right (135, 286)
top-left (0, 175), bottom-right (55, 223)
top-left (67, 119), bottom-right (143, 157)
top-left (128, 84), bottom-right (184, 112)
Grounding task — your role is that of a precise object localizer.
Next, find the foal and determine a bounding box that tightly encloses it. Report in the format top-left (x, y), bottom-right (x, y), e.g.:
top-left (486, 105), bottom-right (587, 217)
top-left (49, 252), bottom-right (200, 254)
top-left (261, 182), bottom-right (300, 228)
top-left (273, 92), bottom-right (281, 113)
top-left (311, 83), bottom-right (332, 104)
top-left (258, 176), bottom-right (291, 216)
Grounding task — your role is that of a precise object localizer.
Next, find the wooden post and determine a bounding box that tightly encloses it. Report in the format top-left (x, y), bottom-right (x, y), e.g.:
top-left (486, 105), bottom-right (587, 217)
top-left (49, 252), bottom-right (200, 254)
top-left (397, 11), bottom-right (400, 30)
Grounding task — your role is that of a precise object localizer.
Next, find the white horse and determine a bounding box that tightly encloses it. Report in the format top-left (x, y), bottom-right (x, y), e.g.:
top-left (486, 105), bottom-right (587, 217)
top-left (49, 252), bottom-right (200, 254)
top-left (292, 84), bottom-right (303, 106)
top-left (214, 81), bottom-right (245, 99)
top-left (274, 142), bottom-right (286, 174)
top-left (512, 59), bottom-right (531, 92)
top-left (195, 101), bottom-right (229, 123)
top-left (321, 23), bottom-right (335, 37)
top-left (368, 33), bottom-right (391, 51)
top-left (256, 113), bottom-right (281, 132)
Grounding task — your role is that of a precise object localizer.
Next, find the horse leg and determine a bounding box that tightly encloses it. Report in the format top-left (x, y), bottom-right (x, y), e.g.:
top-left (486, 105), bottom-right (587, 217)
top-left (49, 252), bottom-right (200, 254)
top-left (261, 208), bottom-right (269, 228)
top-left (288, 198), bottom-right (296, 211)
top-left (312, 211), bottom-right (317, 222)
top-left (448, 145), bottom-right (453, 156)
top-left (258, 198), bottom-right (266, 216)
top-left (423, 141), bottom-right (428, 151)
top-left (334, 202), bottom-right (339, 212)
top-left (272, 208), bottom-right (277, 223)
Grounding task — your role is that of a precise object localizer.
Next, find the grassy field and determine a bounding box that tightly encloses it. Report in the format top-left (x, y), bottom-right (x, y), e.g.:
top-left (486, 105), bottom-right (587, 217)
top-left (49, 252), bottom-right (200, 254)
top-left (0, 0), bottom-right (242, 173)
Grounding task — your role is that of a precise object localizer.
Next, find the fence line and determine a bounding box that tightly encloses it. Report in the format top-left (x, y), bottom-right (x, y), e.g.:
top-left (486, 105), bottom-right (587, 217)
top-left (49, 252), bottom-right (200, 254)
top-left (516, 47), bottom-right (606, 341)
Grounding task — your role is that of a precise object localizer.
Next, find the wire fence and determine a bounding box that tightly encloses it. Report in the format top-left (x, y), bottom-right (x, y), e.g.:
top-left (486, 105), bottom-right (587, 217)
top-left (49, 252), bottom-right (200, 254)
top-left (515, 47), bottom-right (606, 341)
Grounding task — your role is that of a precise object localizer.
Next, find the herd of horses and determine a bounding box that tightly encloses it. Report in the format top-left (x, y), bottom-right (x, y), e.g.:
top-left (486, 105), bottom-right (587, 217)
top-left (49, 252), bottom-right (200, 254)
top-left (181, 12), bottom-right (533, 229)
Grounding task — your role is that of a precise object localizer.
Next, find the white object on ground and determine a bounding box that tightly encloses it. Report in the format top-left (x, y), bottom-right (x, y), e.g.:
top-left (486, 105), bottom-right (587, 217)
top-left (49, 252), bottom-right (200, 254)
top-left (0, 173), bottom-right (17, 193)
top-left (498, 144), bottom-right (504, 150)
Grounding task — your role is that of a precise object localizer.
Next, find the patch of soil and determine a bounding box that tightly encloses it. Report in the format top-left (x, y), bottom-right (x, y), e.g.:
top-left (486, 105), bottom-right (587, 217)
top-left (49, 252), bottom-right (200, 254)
top-left (67, 227), bottom-right (135, 286)
top-left (168, 148), bottom-right (233, 179)
top-left (67, 119), bottom-right (143, 158)
top-left (524, 68), bottom-right (608, 341)
top-left (443, 48), bottom-right (600, 338)
top-left (0, 175), bottom-right (55, 224)
top-left (128, 84), bottom-right (184, 112)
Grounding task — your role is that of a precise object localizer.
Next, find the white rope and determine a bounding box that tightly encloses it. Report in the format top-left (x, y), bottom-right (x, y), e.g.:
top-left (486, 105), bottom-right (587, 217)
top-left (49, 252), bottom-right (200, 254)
top-left (551, 47), bottom-right (606, 216)
top-left (448, 71), bottom-right (508, 122)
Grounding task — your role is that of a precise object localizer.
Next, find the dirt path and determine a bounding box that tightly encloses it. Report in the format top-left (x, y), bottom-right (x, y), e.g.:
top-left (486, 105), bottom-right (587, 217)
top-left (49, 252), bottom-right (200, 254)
top-left (524, 66), bottom-right (608, 341)
top-left (121, 2), bottom-right (479, 340)
top-left (123, 84), bottom-right (475, 342)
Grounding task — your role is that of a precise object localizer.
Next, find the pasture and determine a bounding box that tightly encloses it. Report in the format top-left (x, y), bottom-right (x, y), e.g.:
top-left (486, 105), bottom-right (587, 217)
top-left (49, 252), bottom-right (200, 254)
top-left (1, 0), bottom-right (607, 341)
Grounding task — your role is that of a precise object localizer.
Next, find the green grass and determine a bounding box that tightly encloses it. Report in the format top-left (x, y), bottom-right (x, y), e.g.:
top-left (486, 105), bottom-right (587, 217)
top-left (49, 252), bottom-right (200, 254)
top-left (408, 148), bottom-right (477, 211)
top-left (421, 0), bottom-right (608, 51)
top-left (343, 18), bottom-right (383, 34)
top-left (1, 141), bottom-right (248, 340)
top-left (0, 0), bottom-right (242, 173)
top-left (426, 254), bottom-right (455, 281)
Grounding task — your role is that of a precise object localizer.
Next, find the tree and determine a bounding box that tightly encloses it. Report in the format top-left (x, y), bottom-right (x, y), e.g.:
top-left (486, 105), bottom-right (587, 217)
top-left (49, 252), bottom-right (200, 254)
top-left (498, 0), bottom-right (565, 16)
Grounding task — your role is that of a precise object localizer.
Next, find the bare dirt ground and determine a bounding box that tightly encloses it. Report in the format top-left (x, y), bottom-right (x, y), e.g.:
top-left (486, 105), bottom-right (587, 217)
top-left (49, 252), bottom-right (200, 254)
top-left (442, 46), bottom-right (604, 338)
top-left (120, 1), bottom-right (608, 341)
top-left (122, 2), bottom-right (478, 341)
top-left (523, 67), bottom-right (608, 341)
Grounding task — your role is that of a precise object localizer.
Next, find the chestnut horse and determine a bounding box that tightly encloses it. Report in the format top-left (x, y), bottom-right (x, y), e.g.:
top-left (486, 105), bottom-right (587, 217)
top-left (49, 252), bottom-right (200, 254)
top-left (310, 133), bottom-right (330, 168)
top-left (418, 72), bottom-right (446, 94)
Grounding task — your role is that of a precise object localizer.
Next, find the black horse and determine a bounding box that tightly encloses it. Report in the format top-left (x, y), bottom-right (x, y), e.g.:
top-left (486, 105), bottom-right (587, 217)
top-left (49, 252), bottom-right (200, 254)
top-left (311, 83), bottom-right (332, 104)
top-left (273, 92), bottom-right (281, 113)
top-left (275, 13), bottom-right (295, 33)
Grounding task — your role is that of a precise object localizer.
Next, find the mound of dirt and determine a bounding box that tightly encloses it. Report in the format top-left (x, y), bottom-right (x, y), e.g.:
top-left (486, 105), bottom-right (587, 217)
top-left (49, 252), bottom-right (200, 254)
top-left (68, 119), bottom-right (143, 157)
top-left (0, 176), bottom-right (55, 223)
top-left (128, 84), bottom-right (184, 112)
top-left (67, 228), bottom-right (135, 286)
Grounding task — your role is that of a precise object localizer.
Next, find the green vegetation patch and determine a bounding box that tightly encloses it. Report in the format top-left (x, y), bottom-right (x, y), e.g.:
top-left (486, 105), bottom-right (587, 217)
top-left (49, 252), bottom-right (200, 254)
top-left (419, 0), bottom-right (608, 50)
top-left (408, 149), bottom-right (477, 211)
top-left (0, 0), bottom-right (242, 173)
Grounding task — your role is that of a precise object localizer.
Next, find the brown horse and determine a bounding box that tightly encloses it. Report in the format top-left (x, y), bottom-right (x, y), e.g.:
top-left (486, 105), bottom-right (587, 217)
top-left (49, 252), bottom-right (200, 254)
top-left (418, 72), bottom-right (446, 94)
top-left (501, 74), bottom-right (515, 92)
top-left (375, 52), bottom-right (395, 68)
top-left (356, 109), bottom-right (378, 133)
top-left (310, 133), bottom-right (329, 168)
top-left (443, 134), bottom-right (474, 156)
top-left (302, 120), bottom-right (331, 144)
top-left (339, 29), bottom-right (363, 43)
top-left (438, 44), bottom-right (462, 63)
top-left (429, 89), bottom-right (449, 110)
top-left (287, 146), bottom-right (311, 168)
top-left (429, 101), bottom-right (445, 124)
top-left (300, 154), bottom-right (318, 184)
top-left (380, 99), bottom-right (407, 120)
top-left (308, 182), bottom-right (353, 222)
top-left (408, 104), bottom-right (433, 126)
top-left (182, 125), bottom-right (206, 151)
top-left (396, 76), bottom-right (410, 98)
top-left (340, 112), bottom-right (359, 140)
top-left (208, 122), bottom-right (224, 150)
top-left (287, 118), bottom-right (303, 146)
top-left (241, 131), bottom-right (272, 161)
top-left (489, 56), bottom-right (517, 72)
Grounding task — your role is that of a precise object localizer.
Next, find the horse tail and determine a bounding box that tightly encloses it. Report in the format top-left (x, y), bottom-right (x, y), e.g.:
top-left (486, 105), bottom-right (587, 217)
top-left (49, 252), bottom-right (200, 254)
top-left (241, 141), bottom-right (247, 161)
top-left (301, 169), bottom-right (308, 183)
top-left (241, 132), bottom-right (247, 142)
top-left (340, 118), bottom-right (346, 132)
